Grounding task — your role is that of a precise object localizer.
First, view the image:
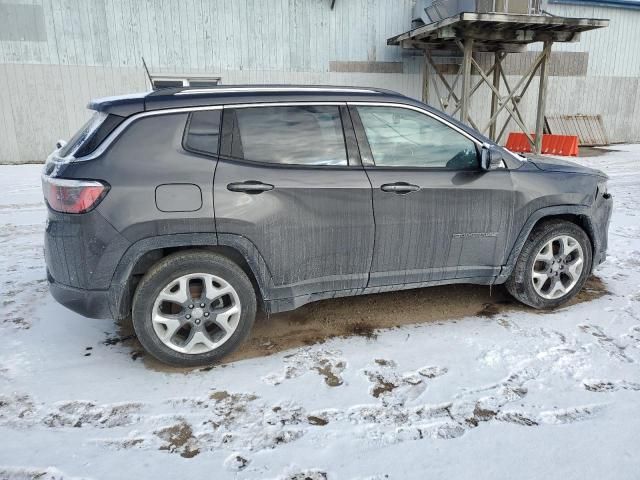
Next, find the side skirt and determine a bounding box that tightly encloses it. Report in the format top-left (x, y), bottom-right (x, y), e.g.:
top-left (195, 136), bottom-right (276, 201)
top-left (265, 275), bottom-right (498, 314)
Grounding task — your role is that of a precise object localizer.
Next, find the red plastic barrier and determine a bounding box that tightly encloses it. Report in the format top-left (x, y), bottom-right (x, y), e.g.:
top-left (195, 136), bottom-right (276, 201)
top-left (505, 133), bottom-right (579, 157)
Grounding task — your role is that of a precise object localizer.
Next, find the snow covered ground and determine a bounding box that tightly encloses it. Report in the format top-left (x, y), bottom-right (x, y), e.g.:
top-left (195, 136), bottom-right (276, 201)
top-left (1, 146), bottom-right (640, 480)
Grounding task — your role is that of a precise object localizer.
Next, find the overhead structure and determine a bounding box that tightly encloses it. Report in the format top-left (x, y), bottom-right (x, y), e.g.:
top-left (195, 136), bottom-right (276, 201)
top-left (388, 11), bottom-right (608, 153)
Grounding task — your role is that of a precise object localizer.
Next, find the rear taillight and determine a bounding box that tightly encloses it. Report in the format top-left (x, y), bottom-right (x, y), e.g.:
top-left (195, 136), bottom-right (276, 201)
top-left (42, 176), bottom-right (109, 214)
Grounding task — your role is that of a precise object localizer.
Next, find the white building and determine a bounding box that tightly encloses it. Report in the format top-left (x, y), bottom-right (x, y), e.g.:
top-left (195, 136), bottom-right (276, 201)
top-left (0, 0), bottom-right (638, 163)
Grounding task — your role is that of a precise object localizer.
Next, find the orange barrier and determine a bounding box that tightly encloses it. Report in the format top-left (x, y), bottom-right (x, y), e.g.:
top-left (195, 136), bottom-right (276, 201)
top-left (505, 133), bottom-right (579, 157)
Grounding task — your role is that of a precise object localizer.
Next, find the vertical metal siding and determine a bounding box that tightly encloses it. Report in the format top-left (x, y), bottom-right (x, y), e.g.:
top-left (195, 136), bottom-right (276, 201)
top-left (0, 0), bottom-right (422, 163)
top-left (2, 0), bottom-right (639, 162)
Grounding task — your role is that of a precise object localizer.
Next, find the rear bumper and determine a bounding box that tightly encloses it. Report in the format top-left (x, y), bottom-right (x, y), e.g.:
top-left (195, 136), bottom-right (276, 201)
top-left (44, 206), bottom-right (131, 319)
top-left (47, 273), bottom-right (112, 319)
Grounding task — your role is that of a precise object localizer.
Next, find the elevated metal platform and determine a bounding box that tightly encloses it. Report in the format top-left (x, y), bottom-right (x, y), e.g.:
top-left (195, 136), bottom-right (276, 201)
top-left (389, 12), bottom-right (608, 52)
top-left (387, 13), bottom-right (609, 152)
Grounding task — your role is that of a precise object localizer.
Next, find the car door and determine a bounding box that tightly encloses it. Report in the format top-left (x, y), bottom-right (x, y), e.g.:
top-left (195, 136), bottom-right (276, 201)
top-left (213, 103), bottom-right (374, 301)
top-left (349, 103), bottom-right (516, 288)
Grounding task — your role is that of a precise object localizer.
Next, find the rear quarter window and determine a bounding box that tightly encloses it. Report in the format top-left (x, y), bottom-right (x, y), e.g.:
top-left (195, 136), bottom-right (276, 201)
top-left (58, 111), bottom-right (125, 158)
top-left (183, 110), bottom-right (222, 156)
top-left (75, 113), bottom-right (125, 157)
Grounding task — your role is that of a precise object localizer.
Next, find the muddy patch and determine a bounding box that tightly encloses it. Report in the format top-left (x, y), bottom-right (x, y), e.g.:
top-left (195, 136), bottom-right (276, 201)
top-left (575, 275), bottom-right (610, 302)
top-left (155, 420), bottom-right (200, 458)
top-left (344, 321), bottom-right (378, 339)
top-left (307, 415), bottom-right (329, 426)
top-left (477, 276), bottom-right (609, 319)
top-left (371, 378), bottom-right (398, 398)
top-left (314, 360), bottom-right (345, 387)
top-left (114, 276), bottom-right (609, 371)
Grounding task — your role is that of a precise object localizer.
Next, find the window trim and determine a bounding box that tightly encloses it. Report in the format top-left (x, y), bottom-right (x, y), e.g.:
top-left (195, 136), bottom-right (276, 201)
top-left (73, 101), bottom-right (487, 165)
top-left (219, 102), bottom-right (355, 169)
top-left (348, 102), bottom-right (483, 171)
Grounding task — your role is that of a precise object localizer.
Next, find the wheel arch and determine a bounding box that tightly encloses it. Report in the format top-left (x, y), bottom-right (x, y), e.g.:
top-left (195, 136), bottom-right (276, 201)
top-left (499, 205), bottom-right (598, 282)
top-left (109, 233), bottom-right (275, 319)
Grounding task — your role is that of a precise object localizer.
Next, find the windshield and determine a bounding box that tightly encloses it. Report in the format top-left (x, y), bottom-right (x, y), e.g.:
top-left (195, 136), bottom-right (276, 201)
top-left (58, 111), bottom-right (108, 158)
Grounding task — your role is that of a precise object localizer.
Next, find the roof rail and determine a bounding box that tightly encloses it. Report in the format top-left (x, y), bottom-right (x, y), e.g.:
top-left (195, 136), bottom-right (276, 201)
top-left (157, 85), bottom-right (384, 96)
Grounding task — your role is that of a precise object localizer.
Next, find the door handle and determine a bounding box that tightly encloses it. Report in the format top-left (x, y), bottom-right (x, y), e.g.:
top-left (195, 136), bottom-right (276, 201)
top-left (380, 182), bottom-right (420, 194)
top-left (227, 181), bottom-right (274, 194)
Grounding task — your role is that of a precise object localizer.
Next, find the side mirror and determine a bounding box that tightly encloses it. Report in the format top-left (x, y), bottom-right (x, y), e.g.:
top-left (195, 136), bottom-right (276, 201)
top-left (56, 139), bottom-right (67, 150)
top-left (480, 144), bottom-right (505, 171)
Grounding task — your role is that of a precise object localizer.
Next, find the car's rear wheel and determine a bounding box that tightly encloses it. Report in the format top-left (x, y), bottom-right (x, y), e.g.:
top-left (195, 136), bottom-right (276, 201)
top-left (506, 220), bottom-right (592, 309)
top-left (132, 251), bottom-right (256, 366)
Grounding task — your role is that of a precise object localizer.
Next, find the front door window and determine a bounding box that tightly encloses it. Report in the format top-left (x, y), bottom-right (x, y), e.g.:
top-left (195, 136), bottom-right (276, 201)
top-left (356, 106), bottom-right (478, 170)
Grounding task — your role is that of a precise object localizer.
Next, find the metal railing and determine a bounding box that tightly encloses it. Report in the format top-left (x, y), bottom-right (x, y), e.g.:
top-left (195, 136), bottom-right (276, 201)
top-left (423, 0), bottom-right (542, 23)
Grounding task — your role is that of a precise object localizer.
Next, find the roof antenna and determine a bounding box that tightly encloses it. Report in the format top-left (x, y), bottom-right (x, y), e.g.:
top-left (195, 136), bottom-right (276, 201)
top-left (141, 56), bottom-right (154, 90)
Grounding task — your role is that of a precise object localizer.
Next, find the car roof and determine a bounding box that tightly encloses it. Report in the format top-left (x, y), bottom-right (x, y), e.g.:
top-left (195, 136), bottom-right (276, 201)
top-left (88, 85), bottom-right (411, 117)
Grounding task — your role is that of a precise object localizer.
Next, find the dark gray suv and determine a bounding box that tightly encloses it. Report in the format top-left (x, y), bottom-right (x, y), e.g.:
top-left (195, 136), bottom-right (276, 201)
top-left (42, 86), bottom-right (612, 366)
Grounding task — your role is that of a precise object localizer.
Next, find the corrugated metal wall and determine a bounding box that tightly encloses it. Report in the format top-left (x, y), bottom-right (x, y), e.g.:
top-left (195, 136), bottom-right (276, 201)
top-left (0, 0), bottom-right (422, 164)
top-left (543, 2), bottom-right (640, 144)
top-left (0, 0), bottom-right (639, 163)
top-left (425, 1), bottom-right (640, 146)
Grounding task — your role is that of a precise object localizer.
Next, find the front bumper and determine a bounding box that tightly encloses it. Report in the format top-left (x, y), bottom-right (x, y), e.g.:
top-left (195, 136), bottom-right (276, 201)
top-left (591, 189), bottom-right (613, 269)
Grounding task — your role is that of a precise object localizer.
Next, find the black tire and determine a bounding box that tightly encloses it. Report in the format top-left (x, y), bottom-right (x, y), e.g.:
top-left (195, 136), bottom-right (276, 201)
top-left (132, 250), bottom-right (257, 367)
top-left (506, 220), bottom-right (592, 309)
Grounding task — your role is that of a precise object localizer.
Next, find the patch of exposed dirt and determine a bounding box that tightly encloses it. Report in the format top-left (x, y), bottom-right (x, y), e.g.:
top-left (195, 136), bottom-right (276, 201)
top-left (366, 371), bottom-right (398, 398)
top-left (307, 415), bottom-right (329, 426)
top-left (314, 360), bottom-right (345, 387)
top-left (374, 358), bottom-right (396, 367)
top-left (575, 275), bottom-right (610, 302)
top-left (344, 321), bottom-right (378, 339)
top-left (115, 276), bottom-right (608, 371)
top-left (155, 420), bottom-right (200, 458)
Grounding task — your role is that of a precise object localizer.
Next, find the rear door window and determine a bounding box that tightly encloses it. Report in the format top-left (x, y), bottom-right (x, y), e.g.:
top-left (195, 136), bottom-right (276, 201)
top-left (230, 106), bottom-right (347, 166)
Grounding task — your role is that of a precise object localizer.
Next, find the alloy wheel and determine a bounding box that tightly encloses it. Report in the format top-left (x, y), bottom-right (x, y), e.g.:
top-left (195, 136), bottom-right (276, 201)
top-left (531, 234), bottom-right (584, 300)
top-left (151, 273), bottom-right (241, 354)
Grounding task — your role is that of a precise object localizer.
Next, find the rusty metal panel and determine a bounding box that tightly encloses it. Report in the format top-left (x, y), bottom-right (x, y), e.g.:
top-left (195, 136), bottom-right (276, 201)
top-left (329, 61), bottom-right (404, 73)
top-left (546, 114), bottom-right (609, 146)
top-left (475, 51), bottom-right (589, 76)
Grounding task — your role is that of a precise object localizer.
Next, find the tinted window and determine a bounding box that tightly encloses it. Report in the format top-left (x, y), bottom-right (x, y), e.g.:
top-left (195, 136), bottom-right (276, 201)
top-left (59, 111), bottom-right (108, 157)
top-left (75, 113), bottom-right (125, 157)
top-left (357, 106), bottom-right (478, 169)
top-left (233, 106), bottom-right (347, 165)
top-left (184, 110), bottom-right (221, 155)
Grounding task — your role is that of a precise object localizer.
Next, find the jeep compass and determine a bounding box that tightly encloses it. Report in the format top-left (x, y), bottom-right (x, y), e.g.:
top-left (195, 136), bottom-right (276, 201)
top-left (42, 86), bottom-right (612, 366)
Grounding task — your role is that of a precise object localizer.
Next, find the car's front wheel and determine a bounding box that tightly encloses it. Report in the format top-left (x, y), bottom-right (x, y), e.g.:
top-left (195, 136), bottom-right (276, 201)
top-left (506, 220), bottom-right (592, 309)
top-left (132, 251), bottom-right (257, 366)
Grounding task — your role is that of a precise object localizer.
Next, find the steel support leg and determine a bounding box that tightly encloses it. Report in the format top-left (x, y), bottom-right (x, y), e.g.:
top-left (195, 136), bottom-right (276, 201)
top-left (422, 52), bottom-right (429, 103)
top-left (489, 51), bottom-right (502, 141)
top-left (460, 37), bottom-right (474, 125)
top-left (534, 41), bottom-right (552, 154)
